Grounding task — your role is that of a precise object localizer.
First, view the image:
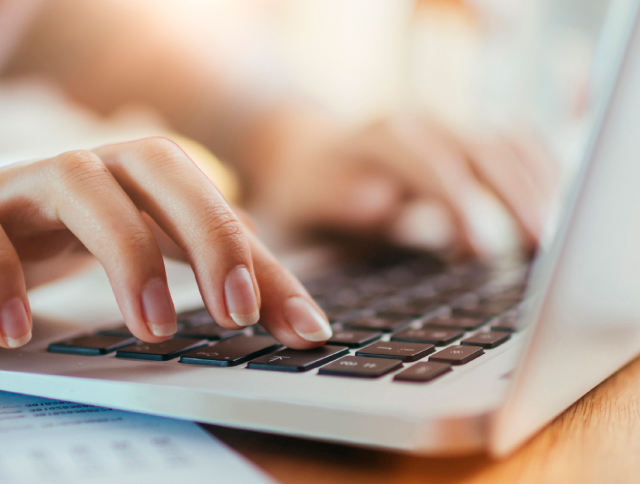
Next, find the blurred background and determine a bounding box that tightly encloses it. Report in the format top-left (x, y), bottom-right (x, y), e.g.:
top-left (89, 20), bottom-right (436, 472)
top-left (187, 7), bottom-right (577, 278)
top-left (0, 0), bottom-right (614, 169)
top-left (0, 0), bottom-right (625, 271)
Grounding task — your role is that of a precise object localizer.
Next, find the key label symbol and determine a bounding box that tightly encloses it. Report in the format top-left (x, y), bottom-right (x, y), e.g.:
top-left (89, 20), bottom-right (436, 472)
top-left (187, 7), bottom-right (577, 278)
top-left (269, 356), bottom-right (290, 362)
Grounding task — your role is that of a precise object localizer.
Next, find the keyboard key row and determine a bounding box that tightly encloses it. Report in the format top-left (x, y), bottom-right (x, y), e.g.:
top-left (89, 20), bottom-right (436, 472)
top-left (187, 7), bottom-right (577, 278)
top-left (116, 338), bottom-right (207, 361)
top-left (47, 335), bottom-right (497, 385)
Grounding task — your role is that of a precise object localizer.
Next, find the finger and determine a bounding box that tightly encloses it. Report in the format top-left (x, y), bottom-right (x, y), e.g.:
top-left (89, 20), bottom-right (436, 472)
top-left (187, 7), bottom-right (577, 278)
top-left (389, 199), bottom-right (456, 252)
top-left (93, 138), bottom-right (260, 330)
top-left (141, 207), bottom-right (259, 262)
top-left (142, 199), bottom-right (330, 348)
top-left (509, 129), bottom-right (560, 203)
top-left (462, 136), bottom-right (545, 244)
top-left (0, 225), bottom-right (32, 348)
top-left (245, 230), bottom-right (332, 349)
top-left (28, 150), bottom-right (176, 342)
top-left (350, 117), bottom-right (500, 255)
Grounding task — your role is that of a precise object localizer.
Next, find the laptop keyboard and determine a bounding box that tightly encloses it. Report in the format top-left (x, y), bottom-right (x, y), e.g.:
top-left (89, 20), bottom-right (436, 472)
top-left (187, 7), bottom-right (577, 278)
top-left (47, 251), bottom-right (527, 384)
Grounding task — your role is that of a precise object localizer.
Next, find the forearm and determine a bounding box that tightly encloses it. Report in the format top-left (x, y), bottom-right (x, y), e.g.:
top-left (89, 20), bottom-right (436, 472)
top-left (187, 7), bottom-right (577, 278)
top-left (2, 0), bottom-right (345, 209)
top-left (2, 0), bottom-right (257, 164)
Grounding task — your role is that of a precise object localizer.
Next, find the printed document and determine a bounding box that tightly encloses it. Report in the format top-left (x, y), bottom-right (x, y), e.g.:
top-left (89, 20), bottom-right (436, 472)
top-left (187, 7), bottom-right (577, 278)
top-left (0, 390), bottom-right (274, 484)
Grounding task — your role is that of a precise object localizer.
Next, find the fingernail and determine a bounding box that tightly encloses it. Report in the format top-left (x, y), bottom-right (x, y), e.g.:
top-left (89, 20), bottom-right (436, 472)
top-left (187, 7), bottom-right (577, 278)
top-left (1, 298), bottom-right (32, 348)
top-left (225, 265), bottom-right (259, 327)
top-left (142, 278), bottom-right (176, 337)
top-left (284, 296), bottom-right (332, 342)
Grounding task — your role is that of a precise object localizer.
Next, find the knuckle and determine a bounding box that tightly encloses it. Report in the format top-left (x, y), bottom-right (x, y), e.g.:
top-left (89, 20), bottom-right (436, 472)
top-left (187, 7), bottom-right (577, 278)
top-left (198, 205), bottom-right (247, 253)
top-left (108, 227), bottom-right (156, 263)
top-left (258, 262), bottom-right (284, 285)
top-left (136, 136), bottom-right (188, 170)
top-left (51, 150), bottom-right (110, 187)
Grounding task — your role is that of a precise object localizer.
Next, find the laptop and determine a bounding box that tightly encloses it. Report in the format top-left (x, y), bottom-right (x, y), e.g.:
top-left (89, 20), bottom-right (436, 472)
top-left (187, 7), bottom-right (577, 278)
top-left (3, 0), bottom-right (640, 457)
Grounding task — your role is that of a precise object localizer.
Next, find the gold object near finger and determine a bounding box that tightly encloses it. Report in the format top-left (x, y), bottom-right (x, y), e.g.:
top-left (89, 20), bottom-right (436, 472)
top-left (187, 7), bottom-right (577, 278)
top-left (169, 133), bottom-right (240, 205)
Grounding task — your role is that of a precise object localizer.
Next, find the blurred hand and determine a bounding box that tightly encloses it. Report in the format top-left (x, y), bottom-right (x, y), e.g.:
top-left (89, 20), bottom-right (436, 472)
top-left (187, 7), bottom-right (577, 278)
top-left (0, 137), bottom-right (331, 349)
top-left (243, 111), bottom-right (559, 257)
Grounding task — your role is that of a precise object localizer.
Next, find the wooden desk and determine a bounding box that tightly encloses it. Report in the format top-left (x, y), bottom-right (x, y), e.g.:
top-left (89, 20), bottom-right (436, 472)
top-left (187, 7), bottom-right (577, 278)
top-left (206, 356), bottom-right (640, 484)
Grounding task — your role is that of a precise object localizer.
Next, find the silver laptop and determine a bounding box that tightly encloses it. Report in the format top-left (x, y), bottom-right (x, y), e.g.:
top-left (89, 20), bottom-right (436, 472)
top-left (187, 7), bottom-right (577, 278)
top-left (2, 0), bottom-right (640, 457)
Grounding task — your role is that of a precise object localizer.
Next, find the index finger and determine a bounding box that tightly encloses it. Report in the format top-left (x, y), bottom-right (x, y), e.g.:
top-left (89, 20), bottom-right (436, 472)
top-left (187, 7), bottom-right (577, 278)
top-left (93, 137), bottom-right (261, 330)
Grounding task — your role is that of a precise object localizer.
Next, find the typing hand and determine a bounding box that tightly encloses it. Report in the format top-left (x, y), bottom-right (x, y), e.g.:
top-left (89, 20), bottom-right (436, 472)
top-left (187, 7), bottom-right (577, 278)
top-left (244, 111), bottom-right (558, 257)
top-left (0, 137), bottom-right (331, 349)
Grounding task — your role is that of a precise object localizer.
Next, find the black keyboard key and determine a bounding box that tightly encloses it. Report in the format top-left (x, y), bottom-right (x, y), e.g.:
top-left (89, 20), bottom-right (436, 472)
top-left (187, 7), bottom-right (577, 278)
top-left (461, 331), bottom-right (510, 349)
top-left (326, 330), bottom-right (381, 348)
top-left (453, 298), bottom-right (516, 317)
top-left (344, 316), bottom-right (410, 333)
top-left (424, 317), bottom-right (486, 331)
top-left (391, 328), bottom-right (463, 346)
top-left (177, 309), bottom-right (214, 326)
top-left (95, 324), bottom-right (133, 337)
top-left (430, 345), bottom-right (484, 365)
top-left (393, 361), bottom-right (451, 382)
top-left (375, 303), bottom-right (441, 318)
top-left (48, 335), bottom-right (137, 356)
top-left (489, 293), bottom-right (523, 304)
top-left (318, 356), bottom-right (403, 378)
top-left (326, 308), bottom-right (371, 324)
top-left (175, 322), bottom-right (239, 340)
top-left (98, 321), bottom-right (187, 337)
top-left (115, 338), bottom-right (206, 361)
top-left (248, 346), bottom-right (349, 372)
top-left (252, 324), bottom-right (270, 336)
top-left (356, 277), bottom-right (393, 297)
top-left (490, 311), bottom-right (520, 332)
top-left (179, 336), bottom-right (281, 367)
top-left (355, 341), bottom-right (435, 362)
top-left (324, 287), bottom-right (362, 308)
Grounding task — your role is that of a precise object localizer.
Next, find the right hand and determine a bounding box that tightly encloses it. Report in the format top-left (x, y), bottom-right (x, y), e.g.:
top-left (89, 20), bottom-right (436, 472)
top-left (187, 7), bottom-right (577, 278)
top-left (241, 111), bottom-right (558, 257)
top-left (0, 137), bottom-right (332, 349)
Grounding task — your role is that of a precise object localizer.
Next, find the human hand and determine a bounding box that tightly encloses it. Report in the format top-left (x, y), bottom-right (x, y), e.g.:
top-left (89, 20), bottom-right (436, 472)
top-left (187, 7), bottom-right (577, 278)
top-left (241, 111), bottom-right (558, 257)
top-left (0, 137), bottom-right (332, 349)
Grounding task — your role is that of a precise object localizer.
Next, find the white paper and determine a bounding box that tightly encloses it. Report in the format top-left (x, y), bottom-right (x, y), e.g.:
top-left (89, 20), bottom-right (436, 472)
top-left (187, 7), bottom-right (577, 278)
top-left (0, 390), bottom-right (274, 484)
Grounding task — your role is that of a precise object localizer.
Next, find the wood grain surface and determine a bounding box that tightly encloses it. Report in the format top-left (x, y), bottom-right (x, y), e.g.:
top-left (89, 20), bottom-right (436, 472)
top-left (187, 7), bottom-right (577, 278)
top-left (206, 355), bottom-right (640, 484)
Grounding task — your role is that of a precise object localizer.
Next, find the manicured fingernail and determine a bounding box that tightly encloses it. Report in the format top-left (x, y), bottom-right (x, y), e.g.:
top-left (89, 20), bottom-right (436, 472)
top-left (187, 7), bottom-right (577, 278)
top-left (142, 278), bottom-right (176, 337)
top-left (1, 298), bottom-right (32, 348)
top-left (284, 296), bottom-right (332, 342)
top-left (225, 265), bottom-right (259, 327)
